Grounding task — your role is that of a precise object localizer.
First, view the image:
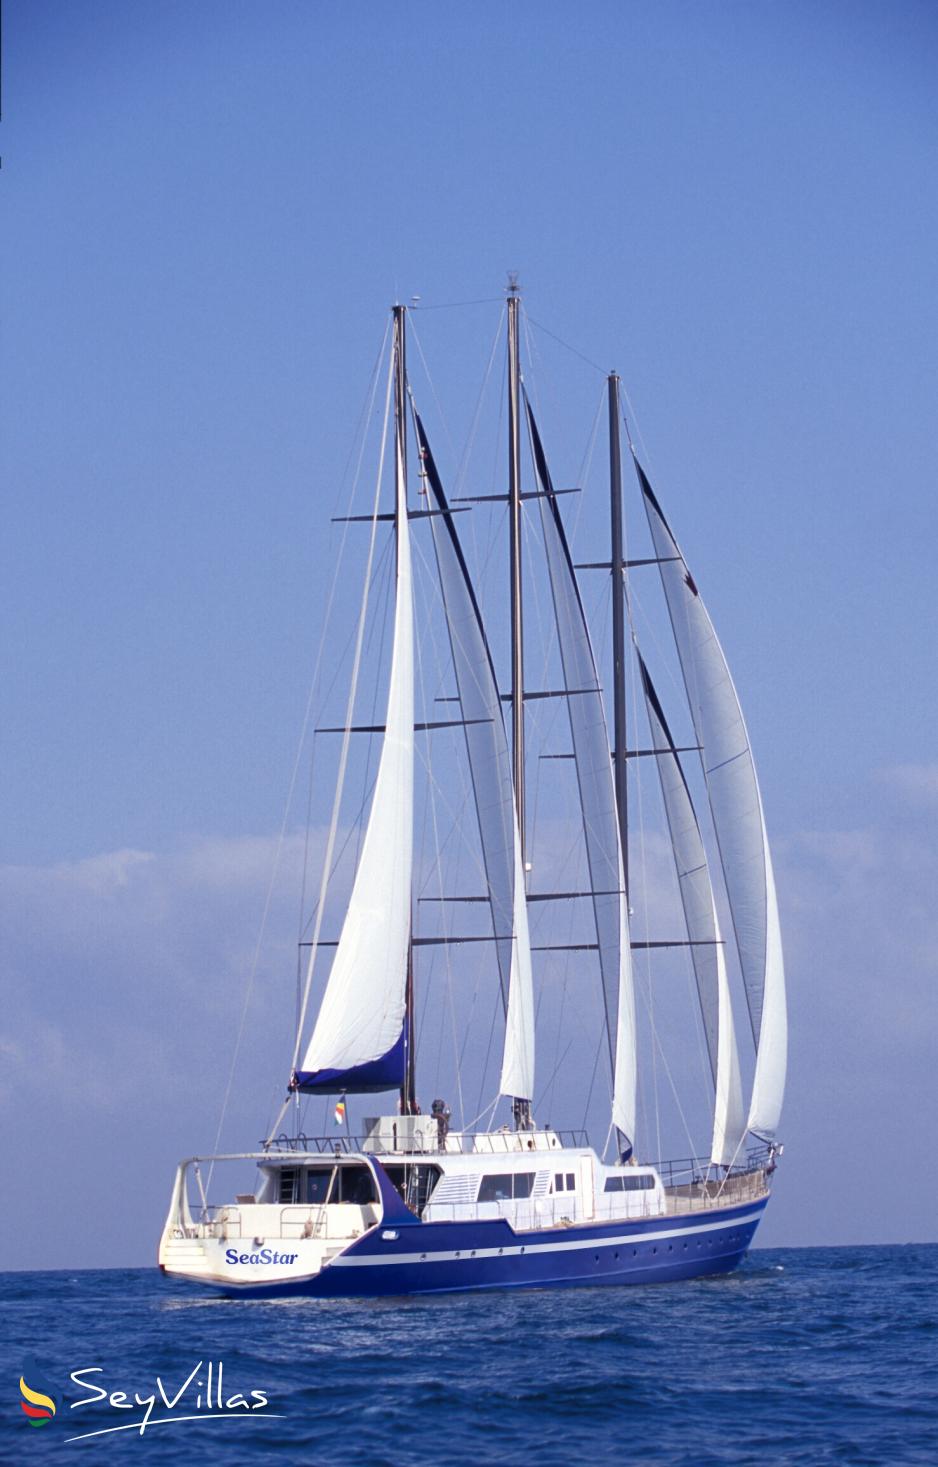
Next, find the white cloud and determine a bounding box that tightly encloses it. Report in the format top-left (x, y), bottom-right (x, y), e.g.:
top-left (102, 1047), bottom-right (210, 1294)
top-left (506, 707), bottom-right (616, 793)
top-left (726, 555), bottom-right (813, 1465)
top-left (877, 761), bottom-right (938, 808)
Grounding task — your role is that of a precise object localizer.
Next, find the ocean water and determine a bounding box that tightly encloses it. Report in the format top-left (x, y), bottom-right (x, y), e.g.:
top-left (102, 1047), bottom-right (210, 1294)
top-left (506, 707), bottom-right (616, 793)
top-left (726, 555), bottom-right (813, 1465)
top-left (2, 1246), bottom-right (935, 1465)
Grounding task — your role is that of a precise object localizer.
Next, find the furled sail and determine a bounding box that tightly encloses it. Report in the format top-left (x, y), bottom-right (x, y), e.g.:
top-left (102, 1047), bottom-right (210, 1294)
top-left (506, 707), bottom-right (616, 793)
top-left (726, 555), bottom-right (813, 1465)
top-left (415, 412), bottom-right (535, 1105)
top-left (293, 385), bottom-right (414, 1093)
top-left (638, 653), bottom-right (746, 1165)
top-left (636, 458), bottom-right (786, 1137)
top-left (527, 402), bottom-right (637, 1150)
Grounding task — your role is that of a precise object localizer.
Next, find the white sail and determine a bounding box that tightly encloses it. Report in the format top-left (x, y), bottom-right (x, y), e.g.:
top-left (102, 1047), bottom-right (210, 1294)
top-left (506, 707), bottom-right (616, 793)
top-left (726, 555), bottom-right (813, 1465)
top-left (296, 391), bottom-right (413, 1090)
top-left (746, 833), bottom-right (786, 1138)
top-left (501, 832), bottom-right (535, 1102)
top-left (416, 413), bottom-right (535, 1105)
top-left (639, 654), bottom-right (745, 1165)
top-left (529, 405), bottom-right (636, 1147)
top-left (638, 459), bottom-right (786, 1137)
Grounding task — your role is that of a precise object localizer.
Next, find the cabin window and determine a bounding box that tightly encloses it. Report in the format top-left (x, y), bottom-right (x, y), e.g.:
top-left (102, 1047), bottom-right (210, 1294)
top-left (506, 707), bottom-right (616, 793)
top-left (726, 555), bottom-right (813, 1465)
top-left (553, 1172), bottom-right (577, 1193)
top-left (336, 1166), bottom-right (378, 1205)
top-left (478, 1172), bottom-right (535, 1202)
top-left (278, 1168), bottom-right (298, 1204)
top-left (604, 1173), bottom-right (656, 1192)
top-left (305, 1169), bottom-right (334, 1204)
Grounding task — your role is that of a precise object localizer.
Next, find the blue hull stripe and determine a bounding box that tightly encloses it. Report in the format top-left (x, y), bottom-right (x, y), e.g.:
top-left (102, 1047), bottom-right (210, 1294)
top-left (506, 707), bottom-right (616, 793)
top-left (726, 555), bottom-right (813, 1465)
top-left (331, 1206), bottom-right (766, 1268)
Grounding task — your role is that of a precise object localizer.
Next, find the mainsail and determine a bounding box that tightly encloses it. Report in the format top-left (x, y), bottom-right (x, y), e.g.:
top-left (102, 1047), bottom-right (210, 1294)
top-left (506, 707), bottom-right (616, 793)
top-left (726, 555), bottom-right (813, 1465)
top-left (527, 402), bottom-right (637, 1149)
top-left (293, 352), bottom-right (414, 1094)
top-left (415, 411), bottom-right (535, 1106)
top-left (637, 459), bottom-right (786, 1138)
top-left (638, 654), bottom-right (746, 1165)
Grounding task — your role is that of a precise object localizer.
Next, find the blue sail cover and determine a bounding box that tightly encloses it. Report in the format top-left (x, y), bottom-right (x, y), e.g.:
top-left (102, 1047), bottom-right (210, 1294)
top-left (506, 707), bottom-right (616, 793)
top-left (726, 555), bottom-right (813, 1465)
top-left (294, 1031), bottom-right (407, 1094)
top-left (526, 403), bottom-right (636, 1146)
top-left (416, 413), bottom-right (535, 1104)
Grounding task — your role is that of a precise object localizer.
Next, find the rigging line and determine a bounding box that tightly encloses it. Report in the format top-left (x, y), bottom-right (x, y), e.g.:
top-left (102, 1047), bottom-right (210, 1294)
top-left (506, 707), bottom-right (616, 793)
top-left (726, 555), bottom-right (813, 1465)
top-left (618, 381), bottom-right (655, 481)
top-left (297, 766), bottom-right (378, 943)
top-left (403, 530), bottom-right (487, 899)
top-left (411, 295), bottom-right (504, 311)
top-left (533, 1038), bottom-right (575, 1115)
top-left (713, 1129), bottom-right (750, 1200)
top-left (454, 304), bottom-right (506, 500)
top-left (636, 974), bottom-right (702, 1162)
top-left (473, 348), bottom-right (509, 598)
top-left (602, 1117), bottom-right (615, 1164)
top-left (413, 738), bottom-right (489, 898)
top-left (413, 533), bottom-right (484, 903)
top-left (290, 339), bottom-right (396, 1078)
top-left (521, 467), bottom-right (570, 863)
top-left (570, 385), bottom-right (606, 551)
top-left (353, 526), bottom-right (396, 873)
top-left (460, 1092), bottom-right (501, 1133)
top-left (525, 312), bottom-right (608, 377)
top-left (294, 533), bottom-right (397, 782)
top-left (407, 314), bottom-right (459, 467)
top-left (580, 1010), bottom-right (605, 1136)
top-left (475, 978), bottom-right (506, 1125)
top-left (214, 321), bottom-right (392, 1170)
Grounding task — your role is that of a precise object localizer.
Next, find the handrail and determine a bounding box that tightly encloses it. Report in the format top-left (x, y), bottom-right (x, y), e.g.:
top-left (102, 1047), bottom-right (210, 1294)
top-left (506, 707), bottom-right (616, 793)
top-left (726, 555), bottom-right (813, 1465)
top-left (260, 1128), bottom-right (591, 1155)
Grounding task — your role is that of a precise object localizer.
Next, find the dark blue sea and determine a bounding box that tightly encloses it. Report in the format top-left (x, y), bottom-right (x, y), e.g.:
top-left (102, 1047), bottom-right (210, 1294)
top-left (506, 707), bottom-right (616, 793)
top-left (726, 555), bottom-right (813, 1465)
top-left (3, 1246), bottom-right (935, 1465)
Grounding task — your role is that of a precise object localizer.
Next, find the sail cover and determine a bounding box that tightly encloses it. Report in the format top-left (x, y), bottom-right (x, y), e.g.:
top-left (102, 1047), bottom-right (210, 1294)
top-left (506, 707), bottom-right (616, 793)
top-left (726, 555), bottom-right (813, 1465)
top-left (416, 413), bottom-right (535, 1104)
top-left (294, 392), bottom-right (414, 1093)
top-left (637, 458), bottom-right (786, 1138)
top-left (527, 403), bottom-right (637, 1148)
top-left (638, 654), bottom-right (745, 1165)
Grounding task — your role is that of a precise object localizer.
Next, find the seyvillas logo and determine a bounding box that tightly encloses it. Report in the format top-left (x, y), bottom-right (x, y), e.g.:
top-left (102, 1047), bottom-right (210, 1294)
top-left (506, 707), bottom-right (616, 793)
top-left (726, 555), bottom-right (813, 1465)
top-left (67, 1360), bottom-right (281, 1442)
top-left (225, 1247), bottom-right (298, 1265)
top-left (20, 1359), bottom-right (57, 1428)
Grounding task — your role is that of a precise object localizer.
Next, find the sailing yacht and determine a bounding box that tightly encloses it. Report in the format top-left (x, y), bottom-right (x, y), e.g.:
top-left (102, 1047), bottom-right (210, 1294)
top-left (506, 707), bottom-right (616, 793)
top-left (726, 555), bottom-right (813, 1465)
top-left (159, 288), bottom-right (786, 1296)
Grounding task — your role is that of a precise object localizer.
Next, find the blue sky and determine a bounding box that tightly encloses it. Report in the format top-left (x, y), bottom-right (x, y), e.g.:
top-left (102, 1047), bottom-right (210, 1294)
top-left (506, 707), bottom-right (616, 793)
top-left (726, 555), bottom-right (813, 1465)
top-left (2, 1), bottom-right (937, 1267)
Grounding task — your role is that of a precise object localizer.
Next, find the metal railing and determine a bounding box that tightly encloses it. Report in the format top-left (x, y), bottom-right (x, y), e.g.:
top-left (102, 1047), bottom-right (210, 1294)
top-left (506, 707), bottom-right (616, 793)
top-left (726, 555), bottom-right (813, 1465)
top-left (648, 1145), bottom-right (773, 1189)
top-left (184, 1200), bottom-right (379, 1242)
top-left (262, 1128), bottom-right (591, 1156)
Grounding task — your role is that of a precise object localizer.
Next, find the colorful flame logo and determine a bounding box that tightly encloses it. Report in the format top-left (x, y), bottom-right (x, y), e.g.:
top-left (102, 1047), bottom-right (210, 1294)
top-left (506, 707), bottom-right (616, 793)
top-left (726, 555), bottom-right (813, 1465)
top-left (20, 1361), bottom-right (57, 1428)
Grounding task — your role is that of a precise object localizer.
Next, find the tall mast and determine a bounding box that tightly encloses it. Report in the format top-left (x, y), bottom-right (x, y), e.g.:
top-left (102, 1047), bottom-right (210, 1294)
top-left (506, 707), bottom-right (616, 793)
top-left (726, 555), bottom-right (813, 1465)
top-left (608, 373), bottom-right (629, 899)
top-left (393, 303), bottom-right (417, 1117)
top-left (507, 278), bottom-right (525, 867)
top-left (508, 278), bottom-right (534, 1131)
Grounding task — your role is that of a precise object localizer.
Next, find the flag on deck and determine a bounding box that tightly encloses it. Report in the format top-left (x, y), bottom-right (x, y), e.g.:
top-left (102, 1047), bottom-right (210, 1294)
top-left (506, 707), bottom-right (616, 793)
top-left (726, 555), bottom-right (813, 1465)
top-left (334, 1099), bottom-right (346, 1127)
